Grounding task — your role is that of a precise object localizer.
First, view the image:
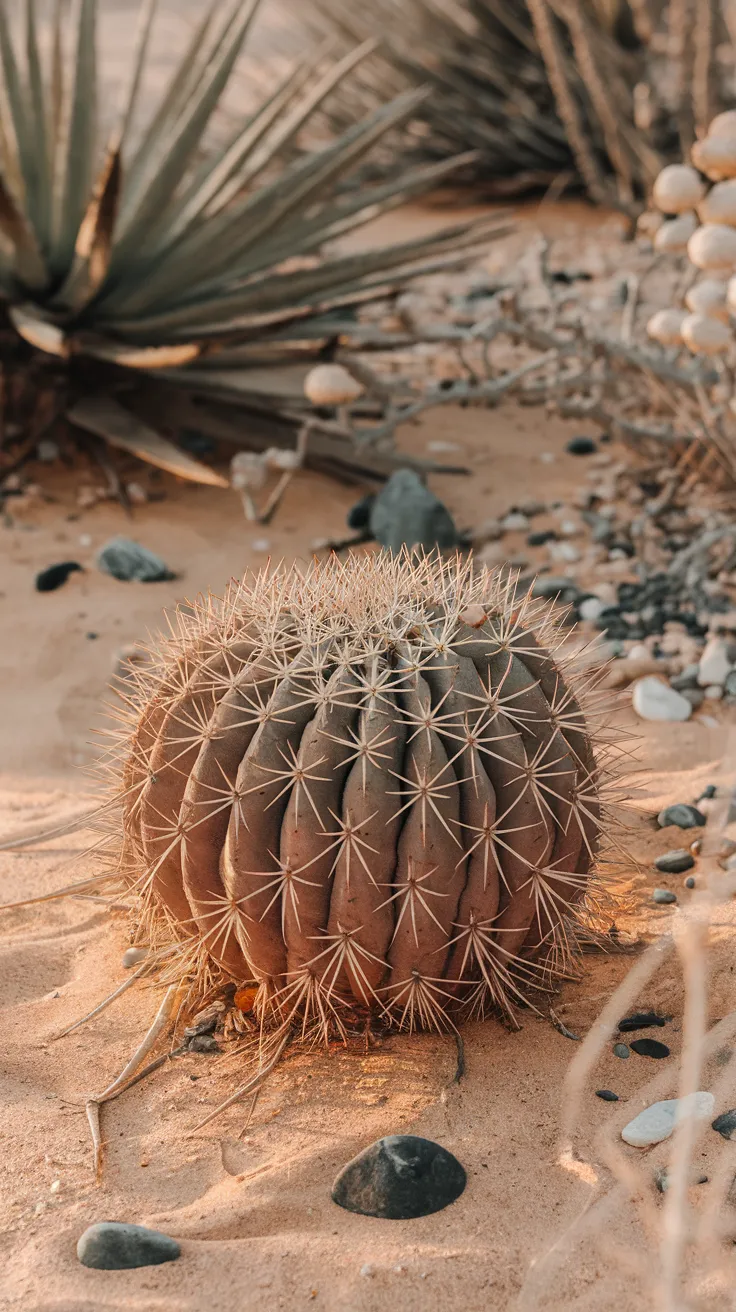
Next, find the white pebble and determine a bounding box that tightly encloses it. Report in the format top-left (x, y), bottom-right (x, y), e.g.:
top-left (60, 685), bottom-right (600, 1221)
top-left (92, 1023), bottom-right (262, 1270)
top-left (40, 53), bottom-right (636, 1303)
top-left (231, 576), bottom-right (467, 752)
top-left (704, 685), bottom-right (724, 701)
top-left (632, 677), bottom-right (692, 722)
top-left (251, 537), bottom-right (271, 552)
top-left (628, 643), bottom-right (651, 661)
top-left (360, 1264), bottom-right (375, 1278)
top-left (78, 534), bottom-right (92, 548)
top-left (579, 596), bottom-right (605, 622)
top-left (50, 1179), bottom-right (61, 1194)
top-left (502, 512), bottom-right (529, 531)
top-left (549, 541), bottom-right (580, 563)
top-left (539, 452), bottom-right (556, 464)
top-left (122, 947), bottom-right (149, 969)
top-left (698, 636), bottom-right (733, 688)
top-left (622, 1092), bottom-right (715, 1147)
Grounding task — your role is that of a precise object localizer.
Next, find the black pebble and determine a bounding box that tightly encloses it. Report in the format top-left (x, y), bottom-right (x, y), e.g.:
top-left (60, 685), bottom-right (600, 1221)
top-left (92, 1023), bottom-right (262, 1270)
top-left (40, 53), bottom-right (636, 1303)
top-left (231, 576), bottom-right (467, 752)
top-left (618, 1012), bottom-right (667, 1032)
top-left (630, 1038), bottom-right (670, 1059)
top-left (77, 1222), bottom-right (181, 1270)
top-left (527, 530), bottom-right (557, 547)
top-left (332, 1134), bottom-right (466, 1220)
top-left (35, 561), bottom-right (83, 592)
top-left (712, 1109), bottom-right (736, 1140)
top-left (566, 436), bottom-right (597, 455)
top-left (596, 1089), bottom-right (619, 1102)
top-left (86, 631), bottom-right (98, 640)
top-left (696, 785), bottom-right (717, 802)
top-left (658, 804), bottom-right (706, 830)
top-left (347, 493), bottom-right (375, 531)
top-left (655, 850), bottom-right (694, 874)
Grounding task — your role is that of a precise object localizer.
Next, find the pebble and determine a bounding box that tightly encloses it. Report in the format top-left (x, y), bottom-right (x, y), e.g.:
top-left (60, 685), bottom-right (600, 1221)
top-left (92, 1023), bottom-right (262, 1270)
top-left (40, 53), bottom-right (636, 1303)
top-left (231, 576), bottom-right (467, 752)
top-left (96, 538), bottom-right (175, 583)
top-left (655, 850), bottom-right (694, 874)
top-left (681, 688), bottom-right (704, 709)
top-left (77, 1222), bottom-right (181, 1270)
top-left (621, 1093), bottom-right (714, 1147)
top-left (188, 1034), bottom-right (219, 1053)
top-left (122, 947), bottom-right (149, 969)
top-left (566, 436), bottom-right (597, 455)
top-left (502, 511), bottom-right (529, 531)
top-left (369, 471), bottom-right (459, 553)
top-left (704, 684), bottom-right (724, 701)
top-left (655, 1167), bottom-right (708, 1193)
top-left (613, 1043), bottom-right (630, 1059)
top-left (685, 876), bottom-right (696, 889)
top-left (697, 784), bottom-right (717, 802)
top-left (725, 669), bottom-right (736, 697)
top-left (658, 803), bottom-right (706, 830)
top-left (531, 577), bottom-right (581, 602)
top-left (631, 677), bottom-right (691, 722)
top-left (35, 561), bottom-right (83, 593)
top-left (670, 664), bottom-right (700, 690)
top-left (697, 636), bottom-right (732, 688)
top-left (331, 1135), bottom-right (466, 1219)
top-left (630, 1038), bottom-right (670, 1059)
top-left (653, 888), bottom-right (678, 904)
top-left (712, 1109), bottom-right (736, 1140)
top-left (579, 596), bottom-right (606, 622)
top-left (548, 541), bottom-right (580, 563)
top-left (527, 530), bottom-right (557, 547)
top-left (619, 1012), bottom-right (666, 1032)
top-left (596, 1089), bottom-right (619, 1102)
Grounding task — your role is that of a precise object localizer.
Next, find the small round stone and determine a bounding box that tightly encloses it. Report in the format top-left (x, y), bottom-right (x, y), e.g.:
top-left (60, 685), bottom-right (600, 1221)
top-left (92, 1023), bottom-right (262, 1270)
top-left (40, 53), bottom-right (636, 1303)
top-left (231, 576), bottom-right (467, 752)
top-left (77, 1222), bottom-right (181, 1270)
top-left (566, 436), bottom-right (597, 455)
top-left (630, 1038), bottom-right (670, 1059)
top-left (653, 888), bottom-right (678, 904)
top-left (613, 1043), bottom-right (630, 1059)
top-left (596, 1089), bottom-right (619, 1101)
top-left (712, 1109), bottom-right (736, 1140)
top-left (655, 849), bottom-right (694, 874)
top-left (122, 947), bottom-right (149, 969)
top-left (622, 1093), bottom-right (714, 1147)
top-left (657, 803), bottom-right (707, 829)
top-left (685, 876), bottom-right (696, 889)
top-left (331, 1135), bottom-right (466, 1219)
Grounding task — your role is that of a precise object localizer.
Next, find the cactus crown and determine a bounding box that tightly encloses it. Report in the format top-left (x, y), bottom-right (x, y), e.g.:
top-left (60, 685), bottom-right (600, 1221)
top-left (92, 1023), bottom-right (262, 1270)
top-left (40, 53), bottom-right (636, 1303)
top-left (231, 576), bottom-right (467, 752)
top-left (109, 550), bottom-right (618, 1042)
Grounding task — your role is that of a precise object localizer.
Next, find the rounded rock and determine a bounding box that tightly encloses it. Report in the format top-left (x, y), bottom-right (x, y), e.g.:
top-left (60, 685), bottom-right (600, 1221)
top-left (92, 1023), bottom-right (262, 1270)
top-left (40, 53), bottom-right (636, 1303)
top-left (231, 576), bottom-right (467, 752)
top-left (596, 1089), bottom-right (619, 1102)
top-left (122, 947), bottom-right (149, 969)
top-left (655, 850), bottom-right (694, 875)
top-left (77, 1222), bottom-right (181, 1270)
top-left (331, 1135), bottom-right (466, 1220)
top-left (685, 876), bottom-right (696, 889)
top-left (712, 1109), bottom-right (736, 1140)
top-left (613, 1042), bottom-right (630, 1059)
top-left (622, 1092), bottom-right (715, 1147)
top-left (658, 804), bottom-right (707, 830)
top-left (630, 1038), bottom-right (670, 1059)
top-left (632, 677), bottom-right (692, 723)
top-left (653, 888), bottom-right (678, 904)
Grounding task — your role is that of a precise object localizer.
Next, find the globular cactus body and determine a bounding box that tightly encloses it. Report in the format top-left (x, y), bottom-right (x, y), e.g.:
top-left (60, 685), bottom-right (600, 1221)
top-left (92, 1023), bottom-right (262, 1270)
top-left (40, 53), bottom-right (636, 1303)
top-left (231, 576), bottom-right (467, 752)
top-left (116, 553), bottom-right (611, 1034)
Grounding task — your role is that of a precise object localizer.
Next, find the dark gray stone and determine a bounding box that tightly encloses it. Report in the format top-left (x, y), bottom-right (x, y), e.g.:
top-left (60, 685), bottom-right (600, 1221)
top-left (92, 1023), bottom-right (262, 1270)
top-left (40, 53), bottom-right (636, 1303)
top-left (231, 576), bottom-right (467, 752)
top-left (96, 537), bottom-right (175, 583)
top-left (630, 1038), bottom-right (670, 1059)
top-left (368, 471), bottom-right (459, 553)
top-left (566, 436), bottom-right (597, 455)
top-left (685, 876), bottom-right (696, 889)
top-left (655, 850), bottom-right (694, 874)
top-left (619, 1012), bottom-right (667, 1032)
top-left (657, 804), bottom-right (706, 830)
top-left (653, 888), bottom-right (678, 904)
top-left (332, 1135), bottom-right (466, 1219)
top-left (613, 1043), bottom-right (630, 1059)
top-left (596, 1089), bottom-right (619, 1101)
top-left (712, 1109), bottom-right (736, 1140)
top-left (35, 561), bottom-right (83, 593)
top-left (77, 1222), bottom-right (181, 1270)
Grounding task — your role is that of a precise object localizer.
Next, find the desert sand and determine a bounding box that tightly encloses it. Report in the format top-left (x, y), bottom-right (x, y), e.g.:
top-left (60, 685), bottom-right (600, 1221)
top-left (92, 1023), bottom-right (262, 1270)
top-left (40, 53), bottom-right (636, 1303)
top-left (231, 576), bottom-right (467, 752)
top-left (1, 204), bottom-right (736, 1312)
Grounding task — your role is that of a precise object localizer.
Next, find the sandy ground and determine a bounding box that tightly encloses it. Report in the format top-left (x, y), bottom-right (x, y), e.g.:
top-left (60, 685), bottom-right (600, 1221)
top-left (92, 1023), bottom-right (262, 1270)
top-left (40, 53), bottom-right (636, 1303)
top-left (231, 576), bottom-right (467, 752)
top-left (2, 291), bottom-right (736, 1312)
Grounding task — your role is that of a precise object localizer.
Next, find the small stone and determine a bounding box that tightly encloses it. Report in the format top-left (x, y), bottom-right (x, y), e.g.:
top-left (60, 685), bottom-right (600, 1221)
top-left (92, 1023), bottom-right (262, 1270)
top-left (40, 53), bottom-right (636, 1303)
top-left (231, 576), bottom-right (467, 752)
top-left (619, 1012), bottom-right (667, 1032)
top-left (548, 540), bottom-right (580, 563)
top-left (502, 511), bottom-right (529, 531)
top-left (331, 1134), bottom-right (466, 1219)
top-left (527, 530), bottom-right (557, 547)
top-left (655, 850), bottom-right (694, 874)
top-left (579, 596), bottom-right (606, 622)
top-left (630, 1038), bottom-right (670, 1059)
top-left (685, 876), bottom-right (696, 889)
top-left (681, 688), bottom-right (705, 708)
top-left (670, 664), bottom-right (700, 690)
top-left (712, 1109), bottom-right (736, 1140)
top-left (122, 947), bottom-right (148, 969)
top-left (35, 561), bottom-right (83, 593)
top-left (359, 1264), bottom-right (375, 1278)
top-left (369, 471), bottom-right (459, 553)
top-left (566, 436), bottom-right (597, 456)
top-left (704, 684), bottom-right (724, 700)
top-left (531, 576), bottom-right (581, 602)
top-left (658, 804), bottom-right (706, 829)
top-left (347, 494), bottom-right (375, 530)
top-left (78, 533), bottom-right (93, 548)
top-left (37, 438), bottom-right (60, 462)
top-left (251, 537), bottom-right (271, 553)
top-left (697, 784), bottom-right (717, 802)
top-left (725, 669), bottom-right (736, 697)
top-left (596, 1089), bottom-right (619, 1101)
top-left (655, 1167), bottom-right (709, 1193)
top-left (621, 1093), bottom-right (714, 1147)
top-left (77, 1222), bottom-right (181, 1270)
top-left (632, 677), bottom-right (691, 722)
top-left (613, 1043), bottom-right (630, 1059)
top-left (539, 451), bottom-right (556, 464)
top-left (125, 482), bottom-right (147, 505)
top-left (698, 636), bottom-right (732, 688)
top-left (188, 1033), bottom-right (219, 1053)
top-left (96, 537), bottom-right (175, 583)
top-left (653, 888), bottom-right (678, 904)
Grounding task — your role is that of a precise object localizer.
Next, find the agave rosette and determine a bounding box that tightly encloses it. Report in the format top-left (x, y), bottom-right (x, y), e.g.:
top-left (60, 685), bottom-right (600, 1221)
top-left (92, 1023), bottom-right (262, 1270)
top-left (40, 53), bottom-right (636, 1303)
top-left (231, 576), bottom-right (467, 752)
top-left (0, 0), bottom-right (509, 485)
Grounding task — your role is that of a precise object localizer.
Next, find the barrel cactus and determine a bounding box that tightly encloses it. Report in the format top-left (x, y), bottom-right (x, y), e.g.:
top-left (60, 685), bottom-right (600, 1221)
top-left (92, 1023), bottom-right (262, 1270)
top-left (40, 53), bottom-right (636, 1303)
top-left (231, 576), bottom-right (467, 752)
top-left (116, 551), bottom-right (612, 1038)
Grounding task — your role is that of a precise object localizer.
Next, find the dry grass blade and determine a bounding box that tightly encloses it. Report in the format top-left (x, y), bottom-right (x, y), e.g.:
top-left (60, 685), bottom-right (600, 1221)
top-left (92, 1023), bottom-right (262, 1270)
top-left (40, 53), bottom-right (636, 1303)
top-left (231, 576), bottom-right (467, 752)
top-left (68, 394), bottom-right (229, 488)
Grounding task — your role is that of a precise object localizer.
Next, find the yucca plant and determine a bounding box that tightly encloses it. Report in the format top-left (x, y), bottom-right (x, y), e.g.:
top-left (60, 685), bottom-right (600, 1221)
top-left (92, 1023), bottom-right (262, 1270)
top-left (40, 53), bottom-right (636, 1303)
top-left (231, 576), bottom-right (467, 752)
top-left (306, 0), bottom-right (733, 208)
top-left (0, 0), bottom-right (508, 489)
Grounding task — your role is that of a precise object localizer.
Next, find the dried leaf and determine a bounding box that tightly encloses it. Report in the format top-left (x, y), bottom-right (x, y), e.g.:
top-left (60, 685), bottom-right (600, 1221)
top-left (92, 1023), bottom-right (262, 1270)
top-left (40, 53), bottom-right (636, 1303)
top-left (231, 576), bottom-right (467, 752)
top-left (67, 394), bottom-right (229, 487)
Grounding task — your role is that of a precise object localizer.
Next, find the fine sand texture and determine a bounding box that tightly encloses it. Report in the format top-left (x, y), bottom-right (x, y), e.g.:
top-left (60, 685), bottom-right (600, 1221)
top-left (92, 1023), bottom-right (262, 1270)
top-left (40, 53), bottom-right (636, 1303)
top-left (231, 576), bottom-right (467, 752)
top-left (2, 207), bottom-right (736, 1312)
